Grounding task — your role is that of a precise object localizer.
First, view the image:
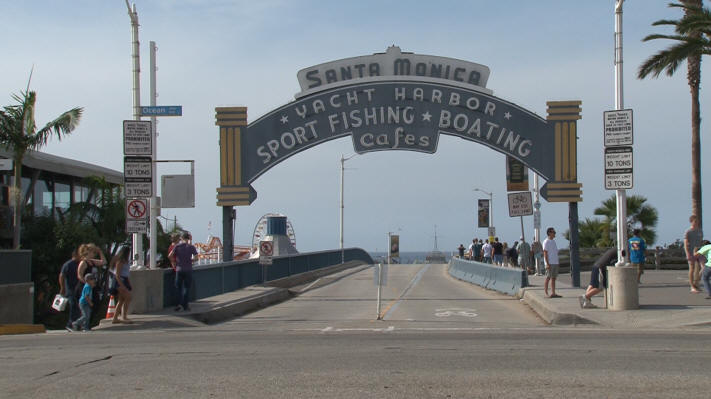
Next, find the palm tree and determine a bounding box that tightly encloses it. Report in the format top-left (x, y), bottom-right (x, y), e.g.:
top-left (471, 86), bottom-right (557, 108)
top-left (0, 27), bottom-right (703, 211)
top-left (638, 0), bottom-right (708, 230)
top-left (0, 90), bottom-right (83, 248)
top-left (594, 194), bottom-right (659, 245)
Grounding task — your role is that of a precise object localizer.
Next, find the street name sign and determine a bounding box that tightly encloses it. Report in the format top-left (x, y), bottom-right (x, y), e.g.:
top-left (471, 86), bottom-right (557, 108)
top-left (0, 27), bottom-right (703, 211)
top-left (125, 198), bottom-right (148, 233)
top-left (124, 156), bottom-right (153, 197)
top-left (507, 191), bottom-right (533, 217)
top-left (140, 105), bottom-right (183, 117)
top-left (605, 146), bottom-right (633, 190)
top-left (123, 120), bottom-right (152, 156)
top-left (603, 109), bottom-right (633, 146)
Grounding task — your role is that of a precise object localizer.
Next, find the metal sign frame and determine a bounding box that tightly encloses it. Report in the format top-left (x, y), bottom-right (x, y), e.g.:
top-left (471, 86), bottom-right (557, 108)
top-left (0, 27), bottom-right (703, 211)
top-left (507, 191), bottom-right (534, 217)
top-left (123, 120), bottom-right (152, 156)
top-left (604, 146), bottom-right (633, 190)
top-left (603, 109), bottom-right (633, 146)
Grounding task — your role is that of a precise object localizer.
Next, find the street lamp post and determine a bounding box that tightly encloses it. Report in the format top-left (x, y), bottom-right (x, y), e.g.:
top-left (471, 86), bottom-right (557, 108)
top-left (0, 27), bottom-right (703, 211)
top-left (474, 188), bottom-right (493, 236)
top-left (340, 154), bottom-right (356, 264)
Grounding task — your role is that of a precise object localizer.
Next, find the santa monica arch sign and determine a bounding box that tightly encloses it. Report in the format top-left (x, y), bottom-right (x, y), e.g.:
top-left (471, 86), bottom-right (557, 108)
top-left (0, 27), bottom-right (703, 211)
top-left (215, 46), bottom-right (582, 207)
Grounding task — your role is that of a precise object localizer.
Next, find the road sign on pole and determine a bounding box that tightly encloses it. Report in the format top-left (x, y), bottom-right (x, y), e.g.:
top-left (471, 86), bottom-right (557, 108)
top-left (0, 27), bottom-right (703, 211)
top-left (507, 191), bottom-right (533, 217)
top-left (125, 198), bottom-right (148, 233)
top-left (124, 156), bottom-right (153, 197)
top-left (603, 109), bottom-right (633, 146)
top-left (605, 146), bottom-right (633, 190)
top-left (123, 120), bottom-right (152, 156)
top-left (259, 241), bottom-right (273, 265)
top-left (139, 105), bottom-right (182, 117)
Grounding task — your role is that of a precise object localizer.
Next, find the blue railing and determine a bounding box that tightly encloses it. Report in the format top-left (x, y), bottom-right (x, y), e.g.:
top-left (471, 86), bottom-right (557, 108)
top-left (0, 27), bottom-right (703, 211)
top-left (163, 248), bottom-right (373, 307)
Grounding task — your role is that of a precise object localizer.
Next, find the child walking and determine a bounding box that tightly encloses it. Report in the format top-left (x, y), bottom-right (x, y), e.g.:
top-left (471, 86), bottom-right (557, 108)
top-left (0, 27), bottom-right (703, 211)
top-left (72, 273), bottom-right (96, 331)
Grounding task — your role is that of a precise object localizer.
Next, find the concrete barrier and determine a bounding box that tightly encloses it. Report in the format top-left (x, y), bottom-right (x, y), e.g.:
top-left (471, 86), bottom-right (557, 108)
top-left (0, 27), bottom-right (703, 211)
top-left (128, 269), bottom-right (164, 314)
top-left (448, 258), bottom-right (528, 296)
top-left (0, 282), bottom-right (34, 324)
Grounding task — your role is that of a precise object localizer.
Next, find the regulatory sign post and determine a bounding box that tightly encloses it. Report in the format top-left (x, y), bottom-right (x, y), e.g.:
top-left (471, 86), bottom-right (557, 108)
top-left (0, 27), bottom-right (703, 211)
top-left (604, 146), bottom-right (633, 190)
top-left (123, 120), bottom-right (152, 156)
top-left (125, 198), bottom-right (148, 233)
top-left (124, 157), bottom-right (153, 197)
top-left (259, 241), bottom-right (273, 283)
top-left (603, 109), bottom-right (633, 146)
top-left (508, 191), bottom-right (533, 242)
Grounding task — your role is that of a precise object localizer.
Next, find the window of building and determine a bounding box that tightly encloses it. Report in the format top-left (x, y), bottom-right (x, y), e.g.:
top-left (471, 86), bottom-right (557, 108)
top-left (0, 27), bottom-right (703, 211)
top-left (55, 182), bottom-right (70, 211)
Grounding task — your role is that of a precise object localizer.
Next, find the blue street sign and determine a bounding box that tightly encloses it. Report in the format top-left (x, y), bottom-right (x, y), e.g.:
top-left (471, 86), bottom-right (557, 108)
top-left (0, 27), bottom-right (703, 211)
top-left (140, 105), bottom-right (182, 116)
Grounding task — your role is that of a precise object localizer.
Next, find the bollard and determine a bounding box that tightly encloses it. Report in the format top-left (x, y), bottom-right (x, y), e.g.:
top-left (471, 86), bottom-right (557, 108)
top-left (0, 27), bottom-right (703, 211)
top-left (606, 266), bottom-right (639, 310)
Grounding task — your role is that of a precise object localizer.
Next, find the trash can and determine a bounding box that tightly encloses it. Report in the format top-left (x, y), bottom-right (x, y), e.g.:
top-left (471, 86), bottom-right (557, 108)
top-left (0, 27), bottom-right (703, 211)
top-left (606, 265), bottom-right (639, 310)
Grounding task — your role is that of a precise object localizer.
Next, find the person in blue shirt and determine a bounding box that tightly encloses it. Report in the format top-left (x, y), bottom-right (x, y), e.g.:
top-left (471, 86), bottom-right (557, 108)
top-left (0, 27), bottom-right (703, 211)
top-left (628, 229), bottom-right (647, 284)
top-left (72, 273), bottom-right (96, 332)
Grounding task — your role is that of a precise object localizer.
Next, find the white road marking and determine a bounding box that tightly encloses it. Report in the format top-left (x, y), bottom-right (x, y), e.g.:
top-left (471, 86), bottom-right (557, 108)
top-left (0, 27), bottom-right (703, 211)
top-left (302, 278), bottom-right (322, 291)
top-left (434, 308), bottom-right (478, 318)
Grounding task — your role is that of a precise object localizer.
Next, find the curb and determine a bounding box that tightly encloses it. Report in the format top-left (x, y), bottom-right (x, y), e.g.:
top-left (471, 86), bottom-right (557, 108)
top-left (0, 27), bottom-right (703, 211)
top-left (189, 288), bottom-right (292, 325)
top-left (0, 324), bottom-right (46, 335)
top-left (519, 288), bottom-right (597, 326)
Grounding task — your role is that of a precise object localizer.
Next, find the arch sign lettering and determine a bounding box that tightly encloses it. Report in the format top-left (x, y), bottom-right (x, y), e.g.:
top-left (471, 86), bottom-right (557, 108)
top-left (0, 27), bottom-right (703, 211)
top-left (215, 46), bottom-right (582, 206)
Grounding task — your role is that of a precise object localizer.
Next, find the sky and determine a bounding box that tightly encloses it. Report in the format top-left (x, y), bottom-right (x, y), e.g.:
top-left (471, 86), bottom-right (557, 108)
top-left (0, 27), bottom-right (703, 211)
top-left (2, 0), bottom-right (710, 253)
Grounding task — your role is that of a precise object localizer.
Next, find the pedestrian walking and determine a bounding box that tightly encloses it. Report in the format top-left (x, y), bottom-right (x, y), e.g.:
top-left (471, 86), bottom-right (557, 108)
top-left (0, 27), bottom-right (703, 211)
top-left (169, 231), bottom-right (198, 311)
top-left (458, 244), bottom-right (465, 258)
top-left (506, 241), bottom-right (518, 267)
top-left (531, 240), bottom-right (544, 276)
top-left (168, 233), bottom-right (180, 271)
top-left (473, 239), bottom-right (482, 261)
top-left (72, 273), bottom-right (96, 331)
top-left (109, 247), bottom-right (133, 324)
top-left (628, 229), bottom-right (647, 284)
top-left (695, 240), bottom-right (711, 299)
top-left (543, 227), bottom-right (561, 298)
top-left (492, 237), bottom-right (504, 265)
top-left (58, 248), bottom-right (81, 331)
top-left (467, 239), bottom-right (476, 260)
top-left (518, 237), bottom-right (531, 272)
top-left (685, 215), bottom-right (704, 293)
top-left (482, 240), bottom-right (493, 264)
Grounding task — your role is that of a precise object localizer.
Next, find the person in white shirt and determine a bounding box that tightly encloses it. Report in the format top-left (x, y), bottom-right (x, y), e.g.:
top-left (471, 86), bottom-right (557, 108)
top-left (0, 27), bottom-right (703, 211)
top-left (482, 240), bottom-right (493, 264)
top-left (543, 227), bottom-right (561, 298)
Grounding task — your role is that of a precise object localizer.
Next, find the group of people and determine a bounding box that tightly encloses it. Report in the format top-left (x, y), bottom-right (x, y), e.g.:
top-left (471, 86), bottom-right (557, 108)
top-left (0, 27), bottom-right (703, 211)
top-left (580, 215), bottom-right (711, 309)
top-left (459, 236), bottom-right (545, 275)
top-left (57, 243), bottom-right (132, 331)
top-left (55, 230), bottom-right (199, 331)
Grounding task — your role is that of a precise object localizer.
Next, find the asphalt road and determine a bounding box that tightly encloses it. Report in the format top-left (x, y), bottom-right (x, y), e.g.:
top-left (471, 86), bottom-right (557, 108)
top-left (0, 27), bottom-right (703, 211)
top-left (1, 264), bottom-right (710, 398)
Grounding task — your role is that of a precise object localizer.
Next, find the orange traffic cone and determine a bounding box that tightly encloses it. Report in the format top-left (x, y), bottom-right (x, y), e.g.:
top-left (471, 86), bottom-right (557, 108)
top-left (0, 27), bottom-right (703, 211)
top-left (105, 295), bottom-right (116, 319)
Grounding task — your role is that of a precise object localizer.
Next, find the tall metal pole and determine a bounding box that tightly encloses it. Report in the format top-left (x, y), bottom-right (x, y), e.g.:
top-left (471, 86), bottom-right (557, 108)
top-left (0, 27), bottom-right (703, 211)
top-left (149, 41), bottom-right (158, 269)
top-left (340, 155), bottom-right (345, 264)
top-left (339, 154), bottom-right (355, 264)
top-left (533, 173), bottom-right (541, 243)
top-left (126, 0), bottom-right (143, 267)
top-left (615, 0), bottom-right (628, 266)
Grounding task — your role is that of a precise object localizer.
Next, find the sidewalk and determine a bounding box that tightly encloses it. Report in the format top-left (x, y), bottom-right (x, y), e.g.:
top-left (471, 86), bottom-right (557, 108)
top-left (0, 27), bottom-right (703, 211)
top-left (521, 269), bottom-right (711, 329)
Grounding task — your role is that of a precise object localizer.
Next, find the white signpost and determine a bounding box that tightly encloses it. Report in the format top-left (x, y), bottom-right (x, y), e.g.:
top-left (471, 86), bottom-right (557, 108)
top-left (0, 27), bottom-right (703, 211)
top-left (124, 157), bottom-right (153, 197)
top-left (123, 120), bottom-right (152, 156)
top-left (604, 146), bottom-right (633, 190)
top-left (507, 191), bottom-right (534, 217)
top-left (603, 109), bottom-right (633, 146)
top-left (125, 198), bottom-right (148, 233)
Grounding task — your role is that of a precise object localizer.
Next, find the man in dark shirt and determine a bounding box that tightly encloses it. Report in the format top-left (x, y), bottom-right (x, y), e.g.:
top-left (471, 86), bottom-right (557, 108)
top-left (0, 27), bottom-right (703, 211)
top-left (58, 248), bottom-right (81, 331)
top-left (169, 232), bottom-right (198, 311)
top-left (492, 237), bottom-right (504, 265)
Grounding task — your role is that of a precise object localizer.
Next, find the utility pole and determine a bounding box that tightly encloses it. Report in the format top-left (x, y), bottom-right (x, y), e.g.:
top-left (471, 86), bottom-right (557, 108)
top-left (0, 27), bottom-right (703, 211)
top-left (614, 0), bottom-right (628, 266)
top-left (339, 154), bottom-right (355, 264)
top-left (149, 40), bottom-right (158, 269)
top-left (126, 0), bottom-right (143, 267)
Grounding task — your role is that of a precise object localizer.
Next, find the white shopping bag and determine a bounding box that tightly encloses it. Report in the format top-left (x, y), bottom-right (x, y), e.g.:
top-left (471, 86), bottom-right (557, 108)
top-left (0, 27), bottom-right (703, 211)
top-left (51, 294), bottom-right (68, 312)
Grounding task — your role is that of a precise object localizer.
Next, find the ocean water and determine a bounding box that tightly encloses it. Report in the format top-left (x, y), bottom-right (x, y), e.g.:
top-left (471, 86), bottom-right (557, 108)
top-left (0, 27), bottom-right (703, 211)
top-left (368, 251), bottom-right (452, 264)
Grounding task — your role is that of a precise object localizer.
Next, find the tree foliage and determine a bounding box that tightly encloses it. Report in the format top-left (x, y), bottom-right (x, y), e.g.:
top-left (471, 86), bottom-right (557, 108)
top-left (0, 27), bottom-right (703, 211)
top-left (0, 88), bottom-right (83, 248)
top-left (638, 0), bottom-right (707, 229)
